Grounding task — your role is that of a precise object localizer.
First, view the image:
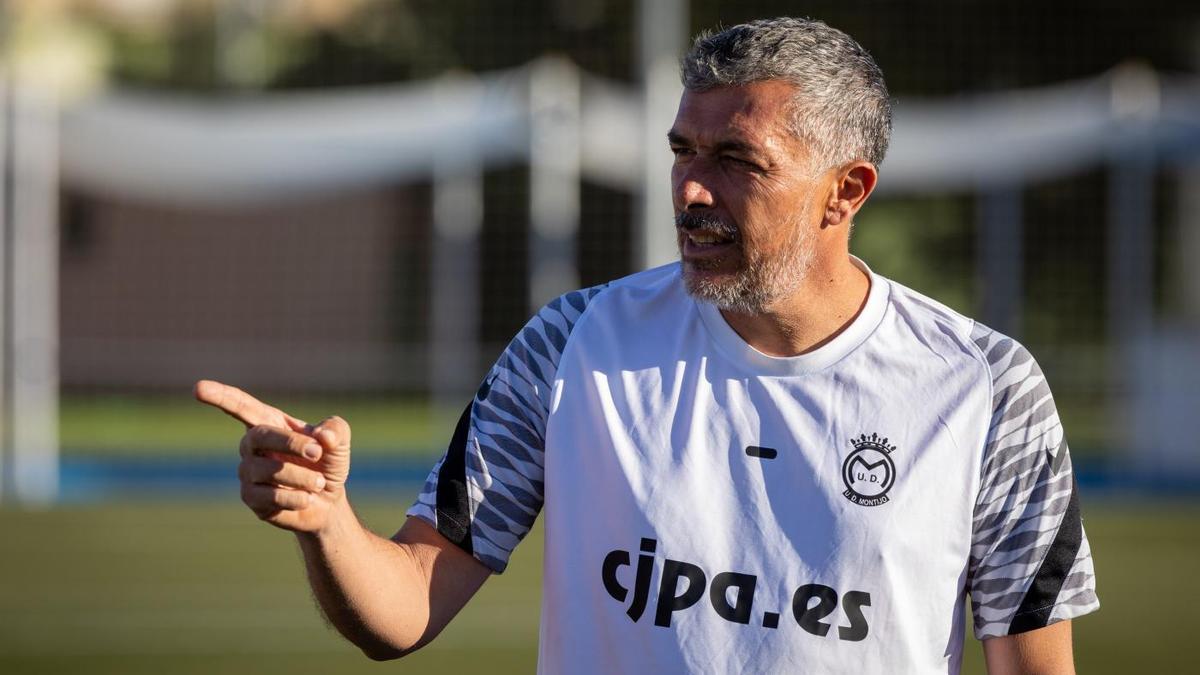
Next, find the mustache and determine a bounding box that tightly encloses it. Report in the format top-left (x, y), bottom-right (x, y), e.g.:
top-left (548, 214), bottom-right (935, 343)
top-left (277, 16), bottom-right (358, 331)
top-left (674, 212), bottom-right (739, 240)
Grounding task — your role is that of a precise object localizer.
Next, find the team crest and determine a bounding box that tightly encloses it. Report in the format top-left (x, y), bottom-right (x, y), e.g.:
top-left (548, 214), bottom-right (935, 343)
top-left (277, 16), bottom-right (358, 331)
top-left (841, 433), bottom-right (897, 507)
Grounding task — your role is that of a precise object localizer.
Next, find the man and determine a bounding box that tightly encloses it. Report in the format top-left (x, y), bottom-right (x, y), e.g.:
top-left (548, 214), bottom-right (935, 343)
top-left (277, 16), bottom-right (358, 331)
top-left (197, 17), bottom-right (1097, 674)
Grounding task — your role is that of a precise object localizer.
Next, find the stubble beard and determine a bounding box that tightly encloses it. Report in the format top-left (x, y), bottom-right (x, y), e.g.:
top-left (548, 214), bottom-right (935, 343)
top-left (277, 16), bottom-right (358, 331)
top-left (678, 212), bottom-right (815, 315)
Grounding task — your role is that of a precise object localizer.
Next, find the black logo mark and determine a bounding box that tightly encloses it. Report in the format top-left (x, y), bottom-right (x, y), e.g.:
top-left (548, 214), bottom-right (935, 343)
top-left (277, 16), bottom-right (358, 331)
top-left (745, 445), bottom-right (778, 459)
top-left (602, 537), bottom-right (871, 641)
top-left (841, 433), bottom-right (897, 507)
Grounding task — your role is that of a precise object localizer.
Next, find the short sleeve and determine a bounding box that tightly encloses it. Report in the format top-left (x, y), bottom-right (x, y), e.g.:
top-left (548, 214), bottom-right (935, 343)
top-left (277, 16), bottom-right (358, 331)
top-left (966, 323), bottom-right (1100, 639)
top-left (406, 285), bottom-right (606, 572)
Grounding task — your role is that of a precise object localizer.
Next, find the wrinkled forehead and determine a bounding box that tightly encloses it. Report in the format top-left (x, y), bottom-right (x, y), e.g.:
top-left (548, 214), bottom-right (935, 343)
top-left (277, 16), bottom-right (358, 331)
top-left (670, 81), bottom-right (800, 151)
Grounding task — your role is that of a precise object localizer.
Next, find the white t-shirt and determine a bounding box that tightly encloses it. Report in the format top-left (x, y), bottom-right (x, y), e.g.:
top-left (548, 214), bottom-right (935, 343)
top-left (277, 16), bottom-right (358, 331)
top-left (408, 257), bottom-right (1099, 674)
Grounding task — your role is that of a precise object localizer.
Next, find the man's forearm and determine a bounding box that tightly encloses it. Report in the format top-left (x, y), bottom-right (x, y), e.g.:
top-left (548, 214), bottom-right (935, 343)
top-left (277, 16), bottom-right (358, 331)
top-left (197, 385), bottom-right (491, 660)
top-left (983, 621), bottom-right (1076, 675)
top-left (295, 496), bottom-right (432, 660)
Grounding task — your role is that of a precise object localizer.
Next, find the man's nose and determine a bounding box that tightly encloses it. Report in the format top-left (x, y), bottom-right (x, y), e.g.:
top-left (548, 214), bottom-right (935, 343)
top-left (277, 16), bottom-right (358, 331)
top-left (673, 167), bottom-right (716, 211)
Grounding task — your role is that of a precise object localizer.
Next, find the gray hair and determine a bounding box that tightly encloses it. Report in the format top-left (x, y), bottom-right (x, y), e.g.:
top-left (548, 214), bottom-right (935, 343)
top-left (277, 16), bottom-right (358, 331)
top-left (681, 17), bottom-right (892, 170)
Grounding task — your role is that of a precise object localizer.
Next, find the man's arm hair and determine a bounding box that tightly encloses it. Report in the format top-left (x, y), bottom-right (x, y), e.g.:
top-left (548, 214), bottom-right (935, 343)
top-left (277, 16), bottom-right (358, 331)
top-left (983, 620), bottom-right (1075, 675)
top-left (296, 500), bottom-right (491, 660)
top-left (194, 380), bottom-right (494, 659)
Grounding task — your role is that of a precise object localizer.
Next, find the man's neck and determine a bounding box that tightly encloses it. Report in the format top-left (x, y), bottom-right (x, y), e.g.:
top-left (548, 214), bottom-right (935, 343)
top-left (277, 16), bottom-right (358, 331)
top-left (719, 255), bottom-right (871, 358)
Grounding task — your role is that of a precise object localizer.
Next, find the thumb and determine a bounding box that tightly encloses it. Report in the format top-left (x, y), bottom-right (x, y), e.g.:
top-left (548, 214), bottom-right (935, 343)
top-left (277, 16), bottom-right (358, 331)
top-left (283, 414), bottom-right (311, 434)
top-left (312, 415), bottom-right (352, 454)
top-left (309, 415), bottom-right (352, 489)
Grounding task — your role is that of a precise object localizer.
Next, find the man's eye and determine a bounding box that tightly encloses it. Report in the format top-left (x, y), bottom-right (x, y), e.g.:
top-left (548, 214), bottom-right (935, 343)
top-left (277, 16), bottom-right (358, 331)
top-left (670, 147), bottom-right (693, 157)
top-left (724, 156), bottom-right (757, 169)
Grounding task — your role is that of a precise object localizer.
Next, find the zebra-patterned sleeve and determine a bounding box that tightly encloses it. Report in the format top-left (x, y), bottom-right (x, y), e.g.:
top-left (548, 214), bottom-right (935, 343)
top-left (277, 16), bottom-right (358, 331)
top-left (406, 285), bottom-right (606, 573)
top-left (967, 322), bottom-right (1099, 639)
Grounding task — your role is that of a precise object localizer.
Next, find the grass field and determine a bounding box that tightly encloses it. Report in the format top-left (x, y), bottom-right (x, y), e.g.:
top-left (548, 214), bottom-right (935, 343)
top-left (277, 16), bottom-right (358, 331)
top-left (60, 395), bottom-right (449, 457)
top-left (1, 498), bottom-right (1195, 674)
top-left (59, 393), bottom-right (1116, 460)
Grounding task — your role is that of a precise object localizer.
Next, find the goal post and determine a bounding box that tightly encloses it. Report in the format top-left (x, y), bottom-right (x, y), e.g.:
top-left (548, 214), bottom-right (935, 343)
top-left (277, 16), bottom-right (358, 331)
top-left (1, 74), bottom-right (60, 506)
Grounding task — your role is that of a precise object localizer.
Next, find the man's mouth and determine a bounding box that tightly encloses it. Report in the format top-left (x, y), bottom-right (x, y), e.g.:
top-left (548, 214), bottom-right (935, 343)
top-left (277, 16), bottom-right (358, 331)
top-left (676, 212), bottom-right (739, 257)
top-left (680, 229), bottom-right (739, 264)
top-left (685, 230), bottom-right (734, 246)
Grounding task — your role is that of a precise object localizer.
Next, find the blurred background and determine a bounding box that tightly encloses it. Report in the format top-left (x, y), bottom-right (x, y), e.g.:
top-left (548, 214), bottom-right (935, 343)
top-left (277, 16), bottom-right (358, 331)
top-left (1, 0), bottom-right (1198, 673)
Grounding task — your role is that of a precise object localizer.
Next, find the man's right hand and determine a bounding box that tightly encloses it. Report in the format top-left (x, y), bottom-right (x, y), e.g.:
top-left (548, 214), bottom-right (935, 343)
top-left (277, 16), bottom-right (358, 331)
top-left (194, 379), bottom-right (352, 534)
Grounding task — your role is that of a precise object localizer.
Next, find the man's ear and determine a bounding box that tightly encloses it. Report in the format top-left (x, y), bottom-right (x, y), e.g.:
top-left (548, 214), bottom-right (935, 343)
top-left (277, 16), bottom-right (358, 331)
top-left (824, 162), bottom-right (878, 228)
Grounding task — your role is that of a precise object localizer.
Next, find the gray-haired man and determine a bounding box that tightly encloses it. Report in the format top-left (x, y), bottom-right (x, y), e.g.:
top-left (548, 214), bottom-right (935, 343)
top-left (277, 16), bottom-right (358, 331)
top-left (199, 16), bottom-right (1097, 674)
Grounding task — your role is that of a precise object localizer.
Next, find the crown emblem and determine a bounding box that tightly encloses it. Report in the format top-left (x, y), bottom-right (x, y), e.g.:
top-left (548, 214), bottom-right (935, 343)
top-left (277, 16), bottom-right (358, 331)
top-left (849, 432), bottom-right (896, 454)
top-left (842, 432), bottom-right (898, 507)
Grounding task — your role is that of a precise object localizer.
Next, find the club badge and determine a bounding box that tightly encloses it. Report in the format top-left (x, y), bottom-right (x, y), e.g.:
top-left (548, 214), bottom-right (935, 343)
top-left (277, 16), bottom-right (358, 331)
top-left (841, 433), bottom-right (897, 507)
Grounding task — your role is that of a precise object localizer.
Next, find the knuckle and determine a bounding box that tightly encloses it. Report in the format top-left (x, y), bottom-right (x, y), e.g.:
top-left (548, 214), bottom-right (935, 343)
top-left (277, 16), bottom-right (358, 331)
top-left (277, 489), bottom-right (307, 509)
top-left (316, 415), bottom-right (345, 430)
top-left (252, 458), bottom-right (289, 486)
top-left (271, 464), bottom-right (293, 484)
top-left (317, 415), bottom-right (351, 445)
top-left (240, 485), bottom-right (277, 520)
top-left (288, 433), bottom-right (310, 455)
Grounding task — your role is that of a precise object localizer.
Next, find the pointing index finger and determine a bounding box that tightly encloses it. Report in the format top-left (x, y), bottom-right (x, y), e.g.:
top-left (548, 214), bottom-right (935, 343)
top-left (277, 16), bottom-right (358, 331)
top-left (194, 379), bottom-right (276, 428)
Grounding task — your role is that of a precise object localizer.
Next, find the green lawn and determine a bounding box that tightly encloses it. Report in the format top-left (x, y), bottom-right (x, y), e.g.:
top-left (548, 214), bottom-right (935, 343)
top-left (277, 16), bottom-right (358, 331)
top-left (0, 498), bottom-right (541, 675)
top-left (0, 499), bottom-right (1195, 673)
top-left (60, 392), bottom-right (1117, 461)
top-left (60, 394), bottom-right (453, 458)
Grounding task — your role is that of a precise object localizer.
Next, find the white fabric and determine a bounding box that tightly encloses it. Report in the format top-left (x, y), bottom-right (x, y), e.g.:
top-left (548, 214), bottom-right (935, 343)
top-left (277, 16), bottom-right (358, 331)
top-left (409, 256), bottom-right (1098, 674)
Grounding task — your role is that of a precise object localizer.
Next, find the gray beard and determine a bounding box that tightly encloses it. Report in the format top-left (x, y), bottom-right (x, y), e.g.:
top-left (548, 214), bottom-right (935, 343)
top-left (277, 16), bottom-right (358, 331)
top-left (680, 218), bottom-right (815, 315)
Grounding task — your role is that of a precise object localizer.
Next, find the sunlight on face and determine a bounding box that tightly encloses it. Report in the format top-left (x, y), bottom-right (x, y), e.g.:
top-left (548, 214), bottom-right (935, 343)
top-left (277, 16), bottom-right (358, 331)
top-left (669, 82), bottom-right (823, 314)
top-left (677, 209), bottom-right (815, 314)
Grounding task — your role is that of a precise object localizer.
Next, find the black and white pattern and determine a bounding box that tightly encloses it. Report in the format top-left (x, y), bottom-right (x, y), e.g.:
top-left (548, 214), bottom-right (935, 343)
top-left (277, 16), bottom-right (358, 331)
top-left (967, 322), bottom-right (1099, 638)
top-left (408, 285), bottom-right (607, 572)
top-left (402, 259), bottom-right (1100, 670)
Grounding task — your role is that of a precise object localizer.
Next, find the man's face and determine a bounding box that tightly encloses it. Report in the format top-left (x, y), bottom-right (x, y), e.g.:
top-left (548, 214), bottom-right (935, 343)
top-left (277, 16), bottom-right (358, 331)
top-left (668, 80), bottom-right (827, 313)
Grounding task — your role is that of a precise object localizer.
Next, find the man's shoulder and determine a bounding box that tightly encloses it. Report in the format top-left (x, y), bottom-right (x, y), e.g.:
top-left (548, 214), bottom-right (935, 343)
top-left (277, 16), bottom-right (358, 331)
top-left (590, 262), bottom-right (683, 300)
top-left (883, 276), bottom-right (974, 337)
top-left (880, 276), bottom-right (1051, 413)
top-left (879, 275), bottom-right (999, 370)
top-left (535, 263), bottom-right (684, 325)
